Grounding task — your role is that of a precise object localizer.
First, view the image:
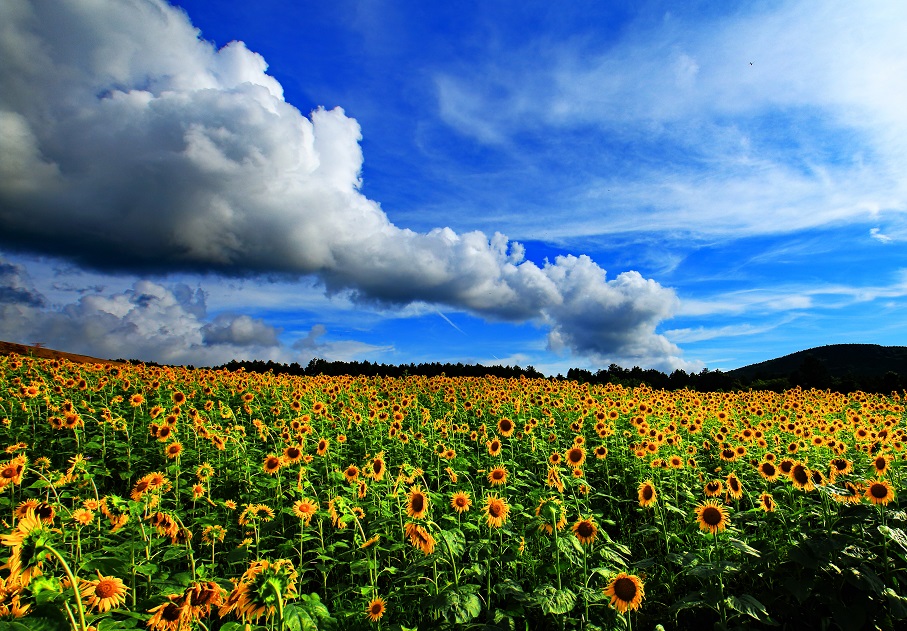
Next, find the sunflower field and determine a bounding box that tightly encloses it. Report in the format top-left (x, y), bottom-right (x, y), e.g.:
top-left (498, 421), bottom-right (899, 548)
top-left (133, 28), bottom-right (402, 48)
top-left (0, 353), bottom-right (905, 630)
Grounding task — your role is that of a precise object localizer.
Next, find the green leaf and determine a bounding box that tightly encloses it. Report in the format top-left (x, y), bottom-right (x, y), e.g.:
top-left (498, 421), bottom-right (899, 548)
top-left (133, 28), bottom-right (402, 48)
top-left (532, 585), bottom-right (577, 615)
top-left (885, 587), bottom-right (907, 620)
top-left (879, 525), bottom-right (907, 553)
top-left (434, 584), bottom-right (482, 624)
top-left (726, 594), bottom-right (772, 622)
top-left (728, 537), bottom-right (761, 557)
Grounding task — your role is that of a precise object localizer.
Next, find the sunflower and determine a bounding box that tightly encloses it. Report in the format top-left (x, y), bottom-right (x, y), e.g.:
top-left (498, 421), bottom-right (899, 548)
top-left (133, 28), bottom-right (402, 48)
top-left (292, 499), bottom-right (318, 526)
top-left (282, 445), bottom-right (303, 465)
top-left (451, 491), bottom-right (472, 513)
top-left (549, 452), bottom-right (563, 466)
top-left (668, 455), bottom-right (684, 469)
top-left (146, 597), bottom-right (186, 631)
top-left (366, 596), bottom-right (386, 622)
top-left (344, 465), bottom-right (360, 483)
top-left (546, 466), bottom-right (565, 493)
top-left (487, 437), bottom-right (503, 457)
top-left (316, 438), bottom-right (329, 456)
top-left (594, 445), bottom-right (608, 460)
top-left (872, 454), bottom-right (892, 478)
top-left (572, 517), bottom-right (598, 545)
top-left (367, 453), bottom-right (386, 481)
top-left (184, 580), bottom-right (226, 618)
top-left (164, 442), bottom-right (183, 460)
top-left (404, 522), bottom-right (436, 555)
top-left (604, 573), bottom-right (645, 613)
top-left (637, 480), bottom-right (657, 508)
top-left (789, 463), bottom-right (814, 491)
top-left (72, 508), bottom-right (94, 525)
top-left (196, 462), bottom-right (215, 481)
top-left (488, 466), bottom-right (508, 486)
top-left (406, 486), bottom-right (430, 520)
top-left (695, 500), bottom-right (730, 535)
top-left (703, 480), bottom-right (723, 498)
top-left (536, 497), bottom-right (567, 534)
top-left (866, 479), bottom-right (895, 505)
top-left (262, 455), bottom-right (282, 475)
top-left (757, 460), bottom-right (779, 481)
top-left (759, 493), bottom-right (776, 513)
top-left (80, 571), bottom-right (129, 613)
top-left (222, 559), bottom-right (298, 622)
top-left (565, 446), bottom-right (586, 469)
top-left (725, 473), bottom-right (744, 500)
top-left (828, 457), bottom-right (852, 481)
top-left (497, 417), bottom-right (515, 437)
top-left (483, 494), bottom-right (510, 528)
top-left (0, 508), bottom-right (51, 586)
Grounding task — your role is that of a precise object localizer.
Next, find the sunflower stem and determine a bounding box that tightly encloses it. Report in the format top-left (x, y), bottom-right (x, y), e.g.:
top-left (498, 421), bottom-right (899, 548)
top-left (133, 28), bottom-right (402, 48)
top-left (43, 543), bottom-right (89, 631)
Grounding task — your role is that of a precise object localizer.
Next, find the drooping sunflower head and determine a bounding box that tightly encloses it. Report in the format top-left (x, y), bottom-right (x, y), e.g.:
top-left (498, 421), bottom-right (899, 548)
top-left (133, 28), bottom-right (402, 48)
top-left (535, 497), bottom-right (566, 534)
top-left (725, 473), bottom-right (743, 500)
top-left (604, 572), bottom-right (645, 613)
top-left (759, 492), bottom-right (776, 513)
top-left (404, 522), bottom-right (436, 555)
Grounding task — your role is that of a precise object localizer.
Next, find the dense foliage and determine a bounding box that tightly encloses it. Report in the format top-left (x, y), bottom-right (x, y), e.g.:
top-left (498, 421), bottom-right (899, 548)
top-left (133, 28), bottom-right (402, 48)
top-left (0, 352), bottom-right (905, 630)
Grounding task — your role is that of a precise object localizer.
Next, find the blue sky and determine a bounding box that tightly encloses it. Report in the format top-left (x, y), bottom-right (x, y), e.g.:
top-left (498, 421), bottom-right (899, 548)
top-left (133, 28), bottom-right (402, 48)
top-left (1, 0), bottom-right (906, 375)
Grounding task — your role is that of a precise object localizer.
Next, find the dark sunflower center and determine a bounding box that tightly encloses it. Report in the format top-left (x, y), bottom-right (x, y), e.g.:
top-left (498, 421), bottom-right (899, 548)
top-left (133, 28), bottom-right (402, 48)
top-left (163, 603), bottom-right (182, 621)
top-left (642, 487), bottom-right (654, 500)
top-left (411, 495), bottom-right (425, 512)
top-left (875, 458), bottom-right (886, 469)
top-left (568, 450), bottom-right (582, 463)
top-left (613, 577), bottom-right (637, 601)
top-left (492, 470), bottom-right (504, 480)
top-left (577, 522), bottom-right (594, 538)
top-left (95, 580), bottom-right (118, 599)
top-left (792, 467), bottom-right (808, 484)
top-left (702, 506), bottom-right (723, 526)
top-left (762, 463), bottom-right (776, 476)
top-left (488, 503), bottom-right (502, 518)
top-left (871, 483), bottom-right (889, 499)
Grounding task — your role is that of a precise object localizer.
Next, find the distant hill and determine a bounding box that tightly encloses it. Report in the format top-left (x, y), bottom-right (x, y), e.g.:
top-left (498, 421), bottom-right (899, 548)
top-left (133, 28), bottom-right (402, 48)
top-left (0, 340), bottom-right (123, 366)
top-left (728, 344), bottom-right (907, 381)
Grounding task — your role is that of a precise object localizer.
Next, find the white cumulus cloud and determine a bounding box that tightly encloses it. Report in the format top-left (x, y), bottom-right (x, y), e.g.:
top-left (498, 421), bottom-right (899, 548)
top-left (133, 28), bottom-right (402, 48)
top-left (0, 0), bottom-right (683, 368)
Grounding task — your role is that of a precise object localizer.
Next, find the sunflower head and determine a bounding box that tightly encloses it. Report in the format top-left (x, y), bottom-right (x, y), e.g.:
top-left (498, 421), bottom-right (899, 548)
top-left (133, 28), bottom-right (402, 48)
top-left (604, 572), bottom-right (645, 613)
top-left (637, 480), bottom-right (657, 507)
top-left (695, 500), bottom-right (730, 535)
top-left (535, 497), bottom-right (566, 534)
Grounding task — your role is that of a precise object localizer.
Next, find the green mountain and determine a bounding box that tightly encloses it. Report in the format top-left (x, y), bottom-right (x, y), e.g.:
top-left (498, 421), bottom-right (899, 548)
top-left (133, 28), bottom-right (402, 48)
top-left (728, 344), bottom-right (907, 381)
